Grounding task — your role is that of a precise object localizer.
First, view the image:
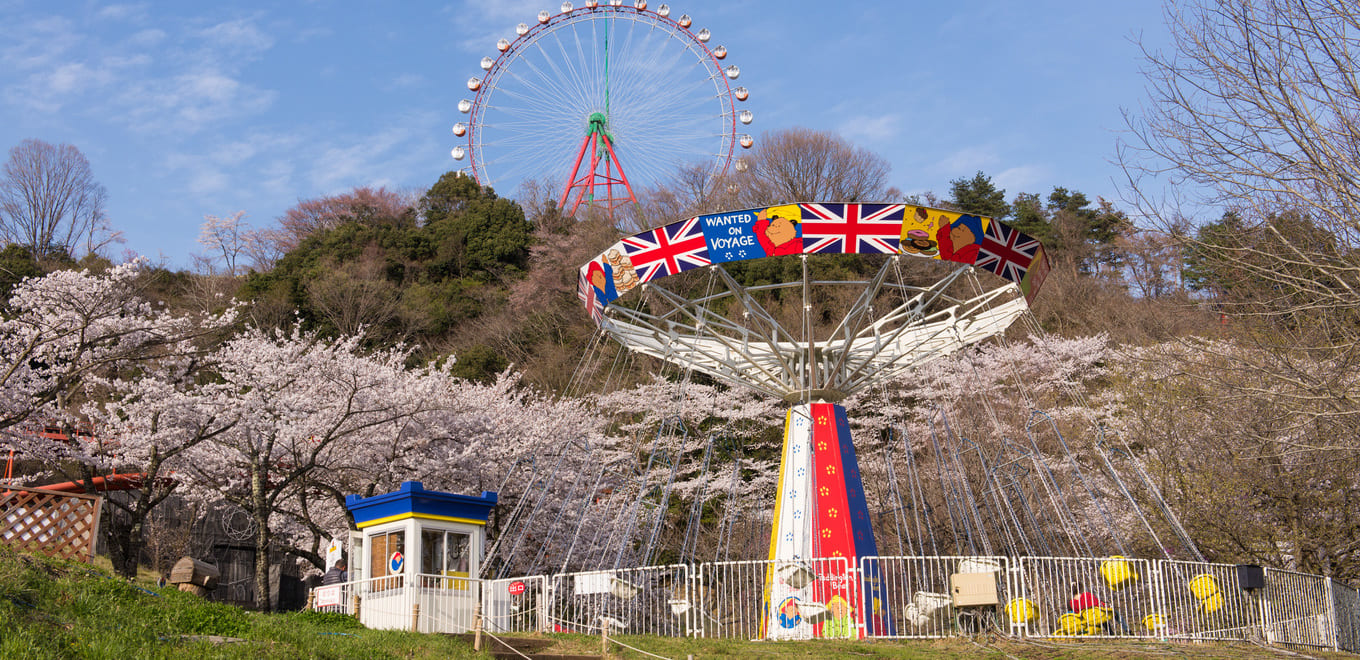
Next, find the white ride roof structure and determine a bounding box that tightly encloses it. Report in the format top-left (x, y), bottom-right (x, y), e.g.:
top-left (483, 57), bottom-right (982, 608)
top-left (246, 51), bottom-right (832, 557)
top-left (598, 256), bottom-right (1028, 402)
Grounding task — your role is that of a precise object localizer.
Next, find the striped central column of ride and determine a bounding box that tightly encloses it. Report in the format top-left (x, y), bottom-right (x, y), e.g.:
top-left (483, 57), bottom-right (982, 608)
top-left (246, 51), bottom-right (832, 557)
top-left (763, 402), bottom-right (893, 640)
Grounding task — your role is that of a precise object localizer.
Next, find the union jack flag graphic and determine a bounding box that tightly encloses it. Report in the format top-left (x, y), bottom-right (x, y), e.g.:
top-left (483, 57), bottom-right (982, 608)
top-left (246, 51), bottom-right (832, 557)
top-left (621, 216), bottom-right (711, 282)
top-left (799, 203), bottom-right (906, 254)
top-left (975, 220), bottom-right (1043, 284)
top-left (577, 268), bottom-right (604, 322)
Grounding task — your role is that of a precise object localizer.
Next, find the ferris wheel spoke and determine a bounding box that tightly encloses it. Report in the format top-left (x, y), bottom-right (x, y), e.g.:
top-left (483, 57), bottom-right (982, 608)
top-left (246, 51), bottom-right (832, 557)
top-left (530, 32), bottom-right (602, 112)
top-left (491, 80), bottom-right (589, 126)
top-left (509, 51), bottom-right (597, 119)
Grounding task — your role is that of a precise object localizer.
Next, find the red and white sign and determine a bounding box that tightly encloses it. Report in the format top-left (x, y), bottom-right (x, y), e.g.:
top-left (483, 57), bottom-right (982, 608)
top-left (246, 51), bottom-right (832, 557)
top-left (314, 585), bottom-right (342, 608)
top-left (508, 580), bottom-right (526, 596)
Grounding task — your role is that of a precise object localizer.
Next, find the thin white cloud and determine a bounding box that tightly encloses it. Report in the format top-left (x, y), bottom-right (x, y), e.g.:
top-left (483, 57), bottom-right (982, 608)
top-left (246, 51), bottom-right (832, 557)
top-left (97, 3), bottom-right (150, 22)
top-left (838, 113), bottom-right (902, 144)
top-left (196, 17), bottom-right (275, 62)
top-left (994, 164), bottom-right (1052, 194)
top-left (385, 73), bottom-right (426, 90)
top-left (937, 146), bottom-right (1001, 174)
top-left (0, 15), bottom-right (78, 71)
top-left (117, 70), bottom-right (277, 134)
top-left (452, 0), bottom-right (544, 52)
top-left (307, 110), bottom-right (442, 192)
top-left (311, 126), bottom-right (417, 190)
top-left (4, 49), bottom-right (146, 114)
top-left (294, 26), bottom-right (333, 43)
top-left (187, 168), bottom-right (230, 195)
top-left (127, 28), bottom-right (167, 47)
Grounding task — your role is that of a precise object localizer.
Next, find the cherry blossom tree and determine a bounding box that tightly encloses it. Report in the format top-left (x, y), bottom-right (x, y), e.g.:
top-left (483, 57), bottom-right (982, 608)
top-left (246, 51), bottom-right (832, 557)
top-left (172, 325), bottom-right (447, 610)
top-left (196, 211), bottom-right (251, 276)
top-left (0, 259), bottom-right (236, 446)
top-left (77, 369), bottom-right (241, 576)
top-left (0, 259), bottom-right (237, 576)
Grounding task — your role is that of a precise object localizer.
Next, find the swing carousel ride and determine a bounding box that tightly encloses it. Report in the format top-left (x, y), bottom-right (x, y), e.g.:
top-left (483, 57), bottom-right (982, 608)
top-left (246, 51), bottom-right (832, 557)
top-left (469, 201), bottom-right (1208, 640)
top-left (454, 3), bottom-right (1209, 643)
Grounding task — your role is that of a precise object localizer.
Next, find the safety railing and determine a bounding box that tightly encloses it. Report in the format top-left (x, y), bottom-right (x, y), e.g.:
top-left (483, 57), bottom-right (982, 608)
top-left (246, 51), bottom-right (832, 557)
top-left (305, 555), bottom-right (1358, 654)
top-left (696, 557), bottom-right (852, 640)
top-left (860, 555), bottom-right (1010, 639)
top-left (1158, 560), bottom-right (1256, 642)
top-left (1264, 568), bottom-right (1337, 650)
top-left (546, 564), bottom-right (690, 637)
top-left (1332, 580), bottom-right (1360, 654)
top-left (483, 575), bottom-right (549, 633)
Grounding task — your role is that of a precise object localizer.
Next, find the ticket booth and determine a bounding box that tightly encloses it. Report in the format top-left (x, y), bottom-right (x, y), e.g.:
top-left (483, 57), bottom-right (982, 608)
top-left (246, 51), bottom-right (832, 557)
top-left (344, 481), bottom-right (497, 633)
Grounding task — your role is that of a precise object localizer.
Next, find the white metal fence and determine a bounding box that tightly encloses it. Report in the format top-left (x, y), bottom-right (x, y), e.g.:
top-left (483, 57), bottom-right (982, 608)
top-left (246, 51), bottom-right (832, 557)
top-left (307, 556), bottom-right (1360, 653)
top-left (546, 564), bottom-right (690, 637)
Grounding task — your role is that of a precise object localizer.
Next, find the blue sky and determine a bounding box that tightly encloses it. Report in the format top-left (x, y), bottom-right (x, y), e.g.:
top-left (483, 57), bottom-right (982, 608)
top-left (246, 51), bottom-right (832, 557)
top-left (0, 1), bottom-right (1168, 268)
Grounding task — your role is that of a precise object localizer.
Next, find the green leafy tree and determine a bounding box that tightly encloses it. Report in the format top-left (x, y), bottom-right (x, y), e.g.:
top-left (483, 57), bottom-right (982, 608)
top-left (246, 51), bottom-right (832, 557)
top-left (947, 171), bottom-right (1010, 219)
top-left (421, 172), bottom-right (532, 275)
top-left (0, 243), bottom-right (44, 298)
top-left (1003, 187), bottom-right (1129, 276)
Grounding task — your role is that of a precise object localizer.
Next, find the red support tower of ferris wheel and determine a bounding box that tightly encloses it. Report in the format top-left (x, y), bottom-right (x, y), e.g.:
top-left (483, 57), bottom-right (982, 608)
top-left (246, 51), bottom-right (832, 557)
top-left (560, 112), bottom-right (638, 217)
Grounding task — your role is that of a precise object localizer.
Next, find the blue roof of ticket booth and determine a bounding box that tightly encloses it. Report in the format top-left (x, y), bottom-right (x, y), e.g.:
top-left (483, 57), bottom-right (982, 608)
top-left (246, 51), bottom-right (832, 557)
top-left (345, 481), bottom-right (498, 529)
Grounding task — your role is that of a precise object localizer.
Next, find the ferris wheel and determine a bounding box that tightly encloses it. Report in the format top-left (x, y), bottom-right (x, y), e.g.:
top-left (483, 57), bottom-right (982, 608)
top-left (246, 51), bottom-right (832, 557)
top-left (452, 2), bottom-right (753, 217)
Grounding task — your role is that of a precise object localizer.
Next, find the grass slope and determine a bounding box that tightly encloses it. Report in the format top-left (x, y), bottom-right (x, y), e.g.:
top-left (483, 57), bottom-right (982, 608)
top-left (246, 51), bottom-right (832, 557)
top-left (0, 547), bottom-right (477, 659)
top-left (0, 547), bottom-right (1345, 659)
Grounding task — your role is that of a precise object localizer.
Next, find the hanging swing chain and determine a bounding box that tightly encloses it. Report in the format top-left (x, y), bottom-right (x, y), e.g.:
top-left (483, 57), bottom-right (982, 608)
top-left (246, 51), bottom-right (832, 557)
top-left (558, 462), bottom-right (611, 574)
top-left (679, 434), bottom-right (717, 565)
top-left (938, 410), bottom-right (996, 556)
top-left (491, 439), bottom-right (583, 579)
top-left (879, 442), bottom-right (915, 556)
top-left (896, 423), bottom-right (939, 556)
top-left (964, 270), bottom-right (1204, 560)
top-left (1004, 273), bottom-right (1205, 561)
top-left (926, 410), bottom-right (970, 556)
top-left (524, 465), bottom-right (590, 575)
top-left (1026, 410), bottom-right (1130, 557)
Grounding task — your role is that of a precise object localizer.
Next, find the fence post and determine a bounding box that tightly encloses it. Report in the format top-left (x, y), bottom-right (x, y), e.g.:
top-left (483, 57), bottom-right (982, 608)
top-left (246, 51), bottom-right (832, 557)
top-left (1326, 576), bottom-right (1340, 652)
top-left (685, 563), bottom-right (696, 639)
top-left (600, 615), bottom-right (609, 655)
top-left (1006, 559), bottom-right (1022, 639)
top-left (411, 602), bottom-right (420, 633)
top-left (1149, 560), bottom-right (1167, 642)
top-left (1261, 568), bottom-right (1274, 645)
top-left (857, 557), bottom-right (868, 640)
top-left (474, 602), bottom-right (484, 651)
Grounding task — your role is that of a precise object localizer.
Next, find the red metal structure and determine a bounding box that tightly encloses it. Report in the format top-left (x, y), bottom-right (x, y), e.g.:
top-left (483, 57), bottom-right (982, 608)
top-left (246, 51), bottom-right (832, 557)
top-left (560, 112), bottom-right (638, 217)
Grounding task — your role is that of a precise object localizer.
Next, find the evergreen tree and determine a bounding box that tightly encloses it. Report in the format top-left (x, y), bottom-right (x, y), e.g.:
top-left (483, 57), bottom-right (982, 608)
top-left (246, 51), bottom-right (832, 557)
top-left (948, 171), bottom-right (1010, 219)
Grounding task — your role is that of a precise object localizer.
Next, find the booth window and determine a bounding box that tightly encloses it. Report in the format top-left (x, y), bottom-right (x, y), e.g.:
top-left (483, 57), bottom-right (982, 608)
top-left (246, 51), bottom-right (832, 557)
top-left (369, 530), bottom-right (405, 591)
top-left (421, 529), bottom-right (472, 589)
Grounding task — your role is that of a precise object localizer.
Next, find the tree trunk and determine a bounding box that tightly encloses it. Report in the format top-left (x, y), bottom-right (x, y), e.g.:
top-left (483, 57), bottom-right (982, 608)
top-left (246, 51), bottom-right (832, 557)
top-left (251, 466), bottom-right (272, 612)
top-left (105, 511), bottom-right (139, 578)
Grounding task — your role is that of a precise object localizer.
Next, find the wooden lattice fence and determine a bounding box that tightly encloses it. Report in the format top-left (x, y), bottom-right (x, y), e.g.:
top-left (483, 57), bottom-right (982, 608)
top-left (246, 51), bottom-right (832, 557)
top-left (1, 485), bottom-right (102, 561)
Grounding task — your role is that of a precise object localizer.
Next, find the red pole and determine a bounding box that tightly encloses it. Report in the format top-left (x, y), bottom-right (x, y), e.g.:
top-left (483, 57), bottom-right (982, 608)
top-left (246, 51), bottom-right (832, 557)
top-left (560, 131), bottom-right (595, 212)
